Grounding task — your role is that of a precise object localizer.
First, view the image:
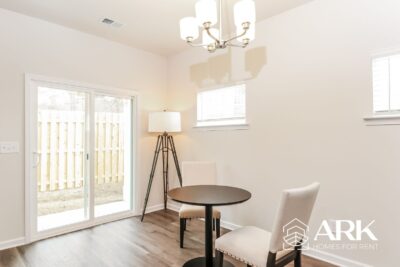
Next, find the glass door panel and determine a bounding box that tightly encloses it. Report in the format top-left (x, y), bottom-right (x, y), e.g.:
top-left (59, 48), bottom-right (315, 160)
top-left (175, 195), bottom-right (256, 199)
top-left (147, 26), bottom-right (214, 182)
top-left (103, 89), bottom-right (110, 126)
top-left (94, 95), bottom-right (132, 217)
top-left (37, 86), bottom-right (89, 231)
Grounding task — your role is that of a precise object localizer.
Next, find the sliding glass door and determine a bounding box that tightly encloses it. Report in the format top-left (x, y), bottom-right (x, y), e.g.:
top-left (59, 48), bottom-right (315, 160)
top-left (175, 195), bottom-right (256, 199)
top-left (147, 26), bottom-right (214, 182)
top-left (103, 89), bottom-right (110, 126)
top-left (94, 95), bottom-right (132, 217)
top-left (36, 87), bottom-right (89, 231)
top-left (27, 76), bottom-right (136, 239)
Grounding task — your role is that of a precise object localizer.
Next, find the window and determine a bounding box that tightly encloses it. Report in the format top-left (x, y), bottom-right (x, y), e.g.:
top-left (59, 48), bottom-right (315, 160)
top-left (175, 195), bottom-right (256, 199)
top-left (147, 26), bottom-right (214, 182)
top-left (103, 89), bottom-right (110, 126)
top-left (196, 84), bottom-right (246, 127)
top-left (372, 53), bottom-right (400, 113)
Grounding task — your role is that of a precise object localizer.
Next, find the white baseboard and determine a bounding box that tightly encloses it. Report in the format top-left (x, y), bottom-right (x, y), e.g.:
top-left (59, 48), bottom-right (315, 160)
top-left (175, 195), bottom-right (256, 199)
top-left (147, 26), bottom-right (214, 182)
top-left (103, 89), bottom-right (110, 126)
top-left (167, 202), bottom-right (181, 212)
top-left (144, 203), bottom-right (165, 214)
top-left (0, 237), bottom-right (26, 251)
top-left (144, 202), bottom-right (181, 214)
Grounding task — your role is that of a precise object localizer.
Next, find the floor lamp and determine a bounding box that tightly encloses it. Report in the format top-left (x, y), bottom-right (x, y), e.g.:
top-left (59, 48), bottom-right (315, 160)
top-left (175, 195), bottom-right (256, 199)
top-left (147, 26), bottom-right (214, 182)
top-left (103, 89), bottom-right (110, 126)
top-left (141, 111), bottom-right (183, 221)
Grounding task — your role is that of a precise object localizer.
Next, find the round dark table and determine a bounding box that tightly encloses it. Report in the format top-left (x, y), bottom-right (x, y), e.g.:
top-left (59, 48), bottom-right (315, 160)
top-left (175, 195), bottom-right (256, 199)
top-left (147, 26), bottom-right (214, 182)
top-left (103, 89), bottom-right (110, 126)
top-left (168, 185), bottom-right (251, 267)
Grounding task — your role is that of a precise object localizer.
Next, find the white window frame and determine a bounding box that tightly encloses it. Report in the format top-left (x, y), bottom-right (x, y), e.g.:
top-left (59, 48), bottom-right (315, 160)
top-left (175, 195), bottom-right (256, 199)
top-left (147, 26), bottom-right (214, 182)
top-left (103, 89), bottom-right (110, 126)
top-left (194, 83), bottom-right (249, 131)
top-left (364, 49), bottom-right (400, 126)
top-left (25, 73), bottom-right (140, 243)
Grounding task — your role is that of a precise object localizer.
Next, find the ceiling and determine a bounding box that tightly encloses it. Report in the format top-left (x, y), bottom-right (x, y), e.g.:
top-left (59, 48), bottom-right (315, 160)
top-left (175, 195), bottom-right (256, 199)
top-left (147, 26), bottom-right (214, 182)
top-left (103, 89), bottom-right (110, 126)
top-left (0, 0), bottom-right (313, 56)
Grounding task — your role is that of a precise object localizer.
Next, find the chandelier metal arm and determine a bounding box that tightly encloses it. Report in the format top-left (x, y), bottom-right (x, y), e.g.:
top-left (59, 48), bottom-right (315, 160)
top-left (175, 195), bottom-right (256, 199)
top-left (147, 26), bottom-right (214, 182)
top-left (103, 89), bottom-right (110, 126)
top-left (226, 42), bottom-right (248, 48)
top-left (223, 27), bottom-right (249, 45)
top-left (205, 27), bottom-right (220, 43)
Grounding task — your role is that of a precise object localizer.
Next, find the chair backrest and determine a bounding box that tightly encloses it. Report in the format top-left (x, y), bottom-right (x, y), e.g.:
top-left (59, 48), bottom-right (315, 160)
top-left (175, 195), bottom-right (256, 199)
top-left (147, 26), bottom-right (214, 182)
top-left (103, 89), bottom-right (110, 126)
top-left (269, 182), bottom-right (320, 253)
top-left (181, 161), bottom-right (217, 186)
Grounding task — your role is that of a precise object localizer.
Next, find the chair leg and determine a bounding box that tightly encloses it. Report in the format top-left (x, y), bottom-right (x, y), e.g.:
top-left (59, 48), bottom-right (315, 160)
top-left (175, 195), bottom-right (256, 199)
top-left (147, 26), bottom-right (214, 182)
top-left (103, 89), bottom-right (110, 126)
top-left (294, 250), bottom-right (302, 267)
top-left (180, 218), bottom-right (185, 248)
top-left (213, 218), bottom-right (216, 231)
top-left (216, 218), bottom-right (221, 238)
top-left (215, 250), bottom-right (224, 267)
top-left (183, 218), bottom-right (186, 231)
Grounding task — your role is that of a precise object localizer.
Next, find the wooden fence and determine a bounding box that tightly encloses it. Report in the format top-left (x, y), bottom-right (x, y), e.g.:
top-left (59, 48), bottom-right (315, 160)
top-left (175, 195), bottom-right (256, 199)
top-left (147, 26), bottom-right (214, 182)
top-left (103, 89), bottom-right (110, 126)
top-left (37, 110), bottom-right (125, 192)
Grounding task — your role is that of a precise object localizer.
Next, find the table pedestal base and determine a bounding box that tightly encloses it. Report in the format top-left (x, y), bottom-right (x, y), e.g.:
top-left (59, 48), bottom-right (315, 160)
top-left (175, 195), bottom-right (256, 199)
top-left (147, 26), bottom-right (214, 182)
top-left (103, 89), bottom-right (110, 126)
top-left (183, 257), bottom-right (234, 267)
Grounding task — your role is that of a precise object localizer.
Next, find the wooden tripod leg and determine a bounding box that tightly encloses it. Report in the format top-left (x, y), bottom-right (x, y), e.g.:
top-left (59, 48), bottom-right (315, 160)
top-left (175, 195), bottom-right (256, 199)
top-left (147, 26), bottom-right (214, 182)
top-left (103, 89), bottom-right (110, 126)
top-left (168, 136), bottom-right (183, 187)
top-left (141, 135), bottom-right (162, 221)
top-left (165, 135), bottom-right (169, 200)
top-left (161, 134), bottom-right (168, 210)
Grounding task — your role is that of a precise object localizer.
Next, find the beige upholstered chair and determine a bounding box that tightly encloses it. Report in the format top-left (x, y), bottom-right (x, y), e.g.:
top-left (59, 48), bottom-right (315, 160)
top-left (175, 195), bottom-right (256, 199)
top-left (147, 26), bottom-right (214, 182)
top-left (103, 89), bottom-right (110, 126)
top-left (179, 161), bottom-right (221, 248)
top-left (215, 182), bottom-right (320, 267)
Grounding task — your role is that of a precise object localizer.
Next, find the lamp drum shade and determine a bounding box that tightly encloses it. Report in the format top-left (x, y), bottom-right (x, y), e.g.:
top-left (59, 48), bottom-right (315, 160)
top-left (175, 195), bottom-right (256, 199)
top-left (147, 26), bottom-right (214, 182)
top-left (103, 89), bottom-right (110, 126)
top-left (148, 111), bottom-right (181, 133)
top-left (195, 0), bottom-right (217, 26)
top-left (234, 0), bottom-right (256, 26)
top-left (180, 17), bottom-right (199, 40)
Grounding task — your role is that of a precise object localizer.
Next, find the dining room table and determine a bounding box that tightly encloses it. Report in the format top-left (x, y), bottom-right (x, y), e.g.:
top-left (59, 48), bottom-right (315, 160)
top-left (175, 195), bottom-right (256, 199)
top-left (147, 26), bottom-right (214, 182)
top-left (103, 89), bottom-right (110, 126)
top-left (168, 185), bottom-right (251, 267)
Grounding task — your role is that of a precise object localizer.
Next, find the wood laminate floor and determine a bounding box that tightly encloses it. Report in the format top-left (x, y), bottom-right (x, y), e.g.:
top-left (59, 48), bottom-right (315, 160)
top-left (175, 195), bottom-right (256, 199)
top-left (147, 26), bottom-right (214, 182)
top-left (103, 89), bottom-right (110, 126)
top-left (0, 210), bottom-right (336, 267)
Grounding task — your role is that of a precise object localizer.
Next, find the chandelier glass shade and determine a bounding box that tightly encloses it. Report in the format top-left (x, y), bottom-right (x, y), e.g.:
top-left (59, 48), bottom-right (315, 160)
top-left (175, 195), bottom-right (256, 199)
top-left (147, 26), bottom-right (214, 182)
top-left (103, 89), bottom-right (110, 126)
top-left (179, 0), bottom-right (256, 52)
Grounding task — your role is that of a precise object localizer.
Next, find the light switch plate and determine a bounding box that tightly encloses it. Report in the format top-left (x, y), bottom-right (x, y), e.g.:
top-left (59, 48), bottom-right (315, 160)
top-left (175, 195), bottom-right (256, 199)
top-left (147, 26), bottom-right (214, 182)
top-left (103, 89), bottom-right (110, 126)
top-left (0, 142), bottom-right (19, 154)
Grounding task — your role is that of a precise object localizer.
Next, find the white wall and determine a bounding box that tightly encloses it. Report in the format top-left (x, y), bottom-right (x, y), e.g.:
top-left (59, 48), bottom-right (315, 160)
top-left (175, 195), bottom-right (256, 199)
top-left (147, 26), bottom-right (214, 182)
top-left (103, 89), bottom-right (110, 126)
top-left (1, 0), bottom-right (400, 265)
top-left (0, 8), bottom-right (167, 242)
top-left (167, 0), bottom-right (400, 266)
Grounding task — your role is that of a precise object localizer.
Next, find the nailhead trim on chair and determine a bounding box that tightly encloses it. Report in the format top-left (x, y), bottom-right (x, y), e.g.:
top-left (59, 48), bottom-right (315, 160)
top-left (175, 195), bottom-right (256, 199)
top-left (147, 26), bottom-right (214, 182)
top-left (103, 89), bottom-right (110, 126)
top-left (179, 215), bottom-right (221, 219)
top-left (216, 248), bottom-right (257, 267)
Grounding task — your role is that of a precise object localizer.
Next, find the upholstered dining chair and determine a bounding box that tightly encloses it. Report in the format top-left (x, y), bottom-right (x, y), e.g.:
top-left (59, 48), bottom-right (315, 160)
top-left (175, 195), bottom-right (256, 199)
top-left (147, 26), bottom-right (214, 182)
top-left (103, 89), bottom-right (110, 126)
top-left (215, 182), bottom-right (320, 267)
top-left (179, 161), bottom-right (221, 248)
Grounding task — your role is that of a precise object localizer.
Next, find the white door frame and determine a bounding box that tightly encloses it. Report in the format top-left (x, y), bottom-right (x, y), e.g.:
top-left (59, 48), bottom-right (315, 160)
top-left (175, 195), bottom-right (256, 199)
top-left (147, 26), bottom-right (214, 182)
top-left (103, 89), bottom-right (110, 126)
top-left (25, 73), bottom-right (140, 243)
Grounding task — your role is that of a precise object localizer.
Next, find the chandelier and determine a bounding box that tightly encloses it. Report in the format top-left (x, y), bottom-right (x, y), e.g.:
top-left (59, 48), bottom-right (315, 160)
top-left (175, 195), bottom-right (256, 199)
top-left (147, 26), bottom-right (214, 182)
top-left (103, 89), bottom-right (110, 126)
top-left (179, 0), bottom-right (256, 52)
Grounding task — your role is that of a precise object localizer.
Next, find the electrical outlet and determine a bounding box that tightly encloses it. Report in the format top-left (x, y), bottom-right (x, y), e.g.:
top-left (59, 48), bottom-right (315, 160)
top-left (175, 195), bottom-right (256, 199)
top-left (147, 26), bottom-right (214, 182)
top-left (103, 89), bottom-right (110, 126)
top-left (0, 142), bottom-right (19, 154)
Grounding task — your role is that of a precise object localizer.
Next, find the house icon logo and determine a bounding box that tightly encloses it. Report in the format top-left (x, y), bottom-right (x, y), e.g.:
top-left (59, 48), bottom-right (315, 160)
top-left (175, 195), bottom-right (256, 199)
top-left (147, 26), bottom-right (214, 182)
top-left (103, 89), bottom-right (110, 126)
top-left (282, 218), bottom-right (309, 250)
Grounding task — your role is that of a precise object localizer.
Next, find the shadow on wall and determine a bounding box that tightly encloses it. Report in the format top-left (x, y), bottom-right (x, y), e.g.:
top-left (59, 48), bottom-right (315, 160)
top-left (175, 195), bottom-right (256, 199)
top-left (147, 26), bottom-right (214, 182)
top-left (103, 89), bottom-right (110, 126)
top-left (189, 46), bottom-right (267, 87)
